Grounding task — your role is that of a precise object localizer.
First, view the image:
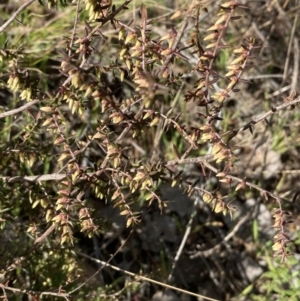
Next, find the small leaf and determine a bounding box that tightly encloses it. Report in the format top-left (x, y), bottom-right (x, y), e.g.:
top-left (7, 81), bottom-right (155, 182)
top-left (204, 32), bottom-right (218, 41)
top-left (272, 242), bottom-right (282, 251)
top-left (145, 193), bottom-right (154, 201)
top-left (230, 56), bottom-right (244, 65)
top-left (126, 217), bottom-right (133, 228)
top-left (214, 202), bottom-right (223, 213)
top-left (42, 117), bottom-right (53, 127)
top-left (215, 14), bottom-right (227, 25)
top-left (150, 117), bottom-right (160, 127)
top-left (40, 107), bottom-right (53, 113)
top-left (32, 200), bottom-right (40, 209)
top-left (143, 110), bottom-right (154, 120)
top-left (170, 9), bottom-right (185, 20)
top-left (172, 143), bottom-right (181, 159)
top-left (203, 193), bottom-right (213, 203)
top-left (140, 3), bottom-right (147, 20)
top-left (112, 189), bottom-right (120, 201)
top-left (54, 136), bottom-right (65, 145)
top-left (58, 153), bottom-right (70, 162)
top-left (235, 182), bottom-right (245, 191)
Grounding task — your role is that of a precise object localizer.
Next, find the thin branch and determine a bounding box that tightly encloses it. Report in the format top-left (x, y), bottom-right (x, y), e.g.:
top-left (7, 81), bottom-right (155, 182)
top-left (68, 226), bottom-right (135, 295)
top-left (190, 212), bottom-right (252, 258)
top-left (68, 0), bottom-right (81, 57)
top-left (1, 173), bottom-right (67, 182)
top-left (0, 0), bottom-right (36, 34)
top-left (167, 196), bottom-right (200, 283)
top-left (282, 10), bottom-right (295, 83)
top-left (76, 252), bottom-right (220, 301)
top-left (291, 37), bottom-right (299, 93)
top-left (0, 99), bottom-right (39, 119)
top-left (235, 95), bottom-right (300, 135)
top-left (34, 223), bottom-right (57, 245)
top-left (0, 283), bottom-right (69, 299)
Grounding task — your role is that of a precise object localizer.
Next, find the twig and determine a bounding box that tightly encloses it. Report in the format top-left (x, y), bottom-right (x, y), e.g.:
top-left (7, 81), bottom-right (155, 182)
top-left (68, 226), bottom-right (135, 295)
top-left (68, 0), bottom-right (81, 57)
top-left (281, 4), bottom-right (293, 84)
top-left (167, 196), bottom-right (200, 283)
top-left (0, 0), bottom-right (36, 34)
top-left (76, 252), bottom-right (220, 301)
top-left (190, 213), bottom-right (252, 258)
top-left (140, 3), bottom-right (147, 71)
top-left (0, 99), bottom-right (39, 119)
top-left (235, 95), bottom-right (300, 135)
top-left (0, 283), bottom-right (69, 299)
top-left (0, 173), bottom-right (67, 182)
top-left (291, 37), bottom-right (299, 94)
top-left (34, 223), bottom-right (57, 245)
top-left (1, 286), bottom-right (8, 301)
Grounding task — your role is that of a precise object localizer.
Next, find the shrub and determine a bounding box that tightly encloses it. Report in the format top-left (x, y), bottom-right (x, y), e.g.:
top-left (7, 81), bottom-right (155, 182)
top-left (1, 0), bottom-right (300, 300)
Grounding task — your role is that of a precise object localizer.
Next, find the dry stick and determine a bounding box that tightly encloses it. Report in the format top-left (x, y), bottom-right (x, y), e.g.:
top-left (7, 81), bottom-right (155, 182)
top-left (0, 173), bottom-right (67, 182)
top-left (68, 227), bottom-right (135, 296)
top-left (34, 223), bottom-right (57, 245)
top-left (0, 283), bottom-right (70, 300)
top-left (167, 196), bottom-right (200, 283)
top-left (68, 0), bottom-right (81, 57)
top-left (76, 252), bottom-right (221, 301)
top-left (0, 99), bottom-right (39, 119)
top-left (0, 0), bottom-right (36, 33)
top-left (291, 36), bottom-right (299, 93)
top-left (140, 3), bottom-right (147, 71)
top-left (1, 286), bottom-right (8, 301)
top-left (282, 9), bottom-right (295, 85)
top-left (190, 212), bottom-right (252, 259)
top-left (235, 95), bottom-right (300, 134)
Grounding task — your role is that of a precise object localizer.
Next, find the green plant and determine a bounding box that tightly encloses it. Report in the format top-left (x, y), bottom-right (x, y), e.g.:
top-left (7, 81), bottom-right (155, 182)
top-left (240, 254), bottom-right (300, 301)
top-left (1, 0), bottom-right (300, 300)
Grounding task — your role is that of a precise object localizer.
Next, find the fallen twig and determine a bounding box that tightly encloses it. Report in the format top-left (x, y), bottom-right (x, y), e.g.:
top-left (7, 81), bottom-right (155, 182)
top-left (0, 0), bottom-right (36, 34)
